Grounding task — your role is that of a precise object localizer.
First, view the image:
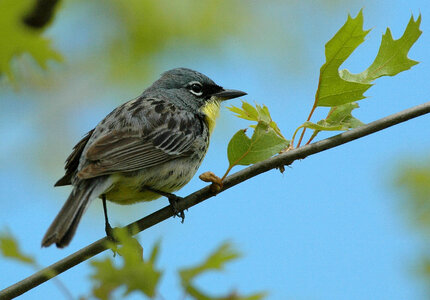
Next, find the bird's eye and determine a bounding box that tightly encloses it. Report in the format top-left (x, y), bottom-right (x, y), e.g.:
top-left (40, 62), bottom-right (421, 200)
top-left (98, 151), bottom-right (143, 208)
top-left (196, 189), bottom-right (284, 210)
top-left (188, 82), bottom-right (203, 96)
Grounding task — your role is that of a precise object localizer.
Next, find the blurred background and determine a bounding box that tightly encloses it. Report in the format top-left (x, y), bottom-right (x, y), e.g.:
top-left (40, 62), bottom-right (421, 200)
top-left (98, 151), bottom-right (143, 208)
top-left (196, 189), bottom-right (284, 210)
top-left (1, 0), bottom-right (430, 299)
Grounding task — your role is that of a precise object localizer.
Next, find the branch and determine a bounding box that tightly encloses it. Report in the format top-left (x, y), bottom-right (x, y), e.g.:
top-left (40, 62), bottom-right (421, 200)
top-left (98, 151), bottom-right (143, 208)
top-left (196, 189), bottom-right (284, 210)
top-left (1, 101), bottom-right (430, 299)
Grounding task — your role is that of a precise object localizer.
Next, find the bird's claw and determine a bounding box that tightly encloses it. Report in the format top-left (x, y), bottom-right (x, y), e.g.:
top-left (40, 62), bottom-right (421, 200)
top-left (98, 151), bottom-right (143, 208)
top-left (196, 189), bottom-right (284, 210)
top-left (168, 195), bottom-right (185, 223)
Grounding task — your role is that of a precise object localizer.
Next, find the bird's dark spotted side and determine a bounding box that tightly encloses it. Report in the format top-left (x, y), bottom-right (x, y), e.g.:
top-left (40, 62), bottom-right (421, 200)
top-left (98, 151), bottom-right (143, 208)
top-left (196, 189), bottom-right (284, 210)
top-left (74, 96), bottom-right (208, 180)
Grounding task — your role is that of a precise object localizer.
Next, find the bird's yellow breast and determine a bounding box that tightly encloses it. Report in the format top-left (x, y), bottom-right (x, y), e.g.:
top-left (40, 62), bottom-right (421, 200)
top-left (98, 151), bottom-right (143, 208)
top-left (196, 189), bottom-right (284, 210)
top-left (201, 100), bottom-right (221, 133)
top-left (104, 174), bottom-right (162, 205)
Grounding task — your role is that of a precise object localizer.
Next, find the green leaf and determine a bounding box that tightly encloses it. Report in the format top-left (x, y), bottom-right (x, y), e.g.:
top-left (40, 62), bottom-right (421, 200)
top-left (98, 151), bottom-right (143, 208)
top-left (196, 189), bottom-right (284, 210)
top-left (300, 102), bottom-right (364, 133)
top-left (229, 105), bottom-right (256, 121)
top-left (227, 101), bottom-right (289, 169)
top-left (0, 0), bottom-right (62, 80)
top-left (228, 122), bottom-right (289, 167)
top-left (340, 14), bottom-right (422, 84)
top-left (317, 9), bottom-right (372, 107)
top-left (179, 243), bottom-right (240, 283)
top-left (179, 242), bottom-right (266, 300)
top-left (301, 121), bottom-right (345, 132)
top-left (227, 129), bottom-right (251, 165)
top-left (228, 101), bottom-right (286, 139)
top-left (149, 239), bottom-right (161, 264)
top-left (317, 11), bottom-right (421, 107)
top-left (228, 101), bottom-right (262, 122)
top-left (0, 232), bottom-right (35, 265)
top-left (90, 229), bottom-right (162, 299)
top-left (325, 102), bottom-right (364, 129)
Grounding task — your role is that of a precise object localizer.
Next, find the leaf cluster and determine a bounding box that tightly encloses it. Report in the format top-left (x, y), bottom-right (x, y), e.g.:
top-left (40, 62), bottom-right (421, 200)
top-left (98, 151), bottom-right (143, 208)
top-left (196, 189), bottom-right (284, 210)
top-left (89, 229), bottom-right (265, 299)
top-left (224, 102), bottom-right (289, 178)
top-left (222, 10), bottom-right (421, 178)
top-left (90, 228), bottom-right (161, 299)
top-left (0, 230), bottom-right (265, 299)
top-left (292, 10), bottom-right (421, 146)
top-left (179, 242), bottom-right (266, 300)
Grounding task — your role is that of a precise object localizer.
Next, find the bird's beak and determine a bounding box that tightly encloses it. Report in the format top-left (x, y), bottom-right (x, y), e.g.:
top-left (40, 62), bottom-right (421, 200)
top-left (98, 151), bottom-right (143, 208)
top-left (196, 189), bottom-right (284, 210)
top-left (212, 89), bottom-right (247, 101)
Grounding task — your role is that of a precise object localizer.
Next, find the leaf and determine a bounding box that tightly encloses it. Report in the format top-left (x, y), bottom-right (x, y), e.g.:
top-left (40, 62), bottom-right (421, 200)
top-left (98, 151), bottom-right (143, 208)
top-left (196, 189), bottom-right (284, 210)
top-left (227, 129), bottom-right (251, 164)
top-left (90, 229), bottom-right (162, 299)
top-left (325, 102), bottom-right (364, 129)
top-left (317, 11), bottom-right (421, 107)
top-left (149, 239), bottom-right (161, 264)
top-left (300, 102), bottom-right (364, 134)
top-left (340, 14), bottom-right (422, 84)
top-left (0, 232), bottom-right (35, 265)
top-left (228, 123), bottom-right (289, 167)
top-left (0, 0), bottom-right (62, 80)
top-left (301, 121), bottom-right (345, 132)
top-left (228, 106), bottom-right (256, 121)
top-left (317, 9), bottom-right (372, 107)
top-left (228, 101), bottom-right (264, 123)
top-left (179, 243), bottom-right (241, 283)
top-left (227, 101), bottom-right (289, 170)
top-left (228, 101), bottom-right (286, 140)
top-left (179, 242), bottom-right (266, 300)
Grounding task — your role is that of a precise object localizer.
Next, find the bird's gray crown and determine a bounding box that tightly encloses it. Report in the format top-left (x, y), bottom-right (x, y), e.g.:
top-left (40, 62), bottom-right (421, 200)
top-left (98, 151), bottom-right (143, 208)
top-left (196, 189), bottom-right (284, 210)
top-left (150, 68), bottom-right (217, 90)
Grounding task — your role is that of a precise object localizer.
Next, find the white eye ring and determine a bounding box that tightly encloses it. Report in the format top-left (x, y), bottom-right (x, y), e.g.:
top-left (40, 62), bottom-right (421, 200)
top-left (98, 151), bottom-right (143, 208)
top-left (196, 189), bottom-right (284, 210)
top-left (188, 81), bottom-right (203, 96)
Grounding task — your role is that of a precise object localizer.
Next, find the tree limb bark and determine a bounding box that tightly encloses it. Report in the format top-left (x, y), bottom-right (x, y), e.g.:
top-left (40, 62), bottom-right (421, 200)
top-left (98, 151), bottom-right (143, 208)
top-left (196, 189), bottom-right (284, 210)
top-left (1, 101), bottom-right (429, 299)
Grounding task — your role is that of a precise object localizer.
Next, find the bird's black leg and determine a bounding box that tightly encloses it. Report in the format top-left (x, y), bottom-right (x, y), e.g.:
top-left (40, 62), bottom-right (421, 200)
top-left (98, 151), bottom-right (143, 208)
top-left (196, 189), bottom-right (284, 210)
top-left (144, 187), bottom-right (185, 223)
top-left (102, 195), bottom-right (114, 239)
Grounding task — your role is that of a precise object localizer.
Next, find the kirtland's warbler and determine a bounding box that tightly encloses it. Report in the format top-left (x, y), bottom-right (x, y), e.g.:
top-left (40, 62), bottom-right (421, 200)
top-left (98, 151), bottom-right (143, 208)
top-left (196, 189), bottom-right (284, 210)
top-left (42, 68), bottom-right (246, 248)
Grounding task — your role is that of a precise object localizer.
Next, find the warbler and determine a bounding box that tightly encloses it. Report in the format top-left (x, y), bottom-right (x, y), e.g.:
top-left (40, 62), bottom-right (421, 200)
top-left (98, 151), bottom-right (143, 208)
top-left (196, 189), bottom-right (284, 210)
top-left (42, 68), bottom-right (246, 248)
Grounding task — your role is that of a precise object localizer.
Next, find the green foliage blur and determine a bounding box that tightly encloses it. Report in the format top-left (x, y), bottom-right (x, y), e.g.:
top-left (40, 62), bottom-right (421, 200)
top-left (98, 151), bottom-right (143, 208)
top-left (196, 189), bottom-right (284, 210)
top-left (0, 230), bottom-right (266, 299)
top-left (103, 0), bottom-right (249, 82)
top-left (0, 0), bottom-right (61, 81)
top-left (0, 232), bottom-right (36, 265)
top-left (0, 0), bottom-right (256, 86)
top-left (397, 159), bottom-right (430, 229)
top-left (396, 158), bottom-right (430, 295)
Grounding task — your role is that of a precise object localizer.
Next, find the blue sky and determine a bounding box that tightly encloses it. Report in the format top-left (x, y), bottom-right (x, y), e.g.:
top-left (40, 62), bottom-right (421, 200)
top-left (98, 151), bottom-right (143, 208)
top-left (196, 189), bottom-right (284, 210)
top-left (1, 1), bottom-right (430, 299)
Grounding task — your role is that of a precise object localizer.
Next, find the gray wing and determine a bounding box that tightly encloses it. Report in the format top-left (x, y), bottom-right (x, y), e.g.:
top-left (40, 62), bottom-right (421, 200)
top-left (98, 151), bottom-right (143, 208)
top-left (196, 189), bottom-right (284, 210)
top-left (77, 97), bottom-right (205, 179)
top-left (55, 129), bottom-right (95, 186)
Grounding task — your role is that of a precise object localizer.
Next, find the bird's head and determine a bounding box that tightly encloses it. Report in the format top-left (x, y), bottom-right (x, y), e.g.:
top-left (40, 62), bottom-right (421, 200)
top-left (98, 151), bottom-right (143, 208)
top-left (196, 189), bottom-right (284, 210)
top-left (144, 68), bottom-right (247, 132)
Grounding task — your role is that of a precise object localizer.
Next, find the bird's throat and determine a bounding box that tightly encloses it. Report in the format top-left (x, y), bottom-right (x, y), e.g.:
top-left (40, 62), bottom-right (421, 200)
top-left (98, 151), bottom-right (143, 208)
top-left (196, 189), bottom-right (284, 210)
top-left (201, 100), bottom-right (221, 133)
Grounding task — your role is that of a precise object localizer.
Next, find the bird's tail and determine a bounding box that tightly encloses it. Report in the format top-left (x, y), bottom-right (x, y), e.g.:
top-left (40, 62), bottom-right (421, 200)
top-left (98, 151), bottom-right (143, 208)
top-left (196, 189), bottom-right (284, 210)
top-left (42, 178), bottom-right (109, 248)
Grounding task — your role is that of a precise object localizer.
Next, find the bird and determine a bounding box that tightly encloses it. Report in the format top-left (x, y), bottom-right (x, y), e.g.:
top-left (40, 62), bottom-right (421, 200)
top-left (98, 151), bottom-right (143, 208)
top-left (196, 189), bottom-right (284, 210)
top-left (41, 68), bottom-right (246, 248)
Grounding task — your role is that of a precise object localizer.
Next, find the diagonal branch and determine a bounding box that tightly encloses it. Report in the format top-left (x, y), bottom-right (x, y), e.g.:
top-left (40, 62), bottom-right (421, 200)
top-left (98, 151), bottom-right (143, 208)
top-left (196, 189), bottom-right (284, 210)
top-left (1, 101), bottom-right (430, 299)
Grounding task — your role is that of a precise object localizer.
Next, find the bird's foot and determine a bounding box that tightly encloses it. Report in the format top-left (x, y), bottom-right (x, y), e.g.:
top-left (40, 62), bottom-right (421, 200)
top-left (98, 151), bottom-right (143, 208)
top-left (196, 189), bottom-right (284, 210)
top-left (167, 194), bottom-right (185, 223)
top-left (144, 186), bottom-right (186, 223)
top-left (102, 195), bottom-right (118, 249)
top-left (105, 222), bottom-right (115, 241)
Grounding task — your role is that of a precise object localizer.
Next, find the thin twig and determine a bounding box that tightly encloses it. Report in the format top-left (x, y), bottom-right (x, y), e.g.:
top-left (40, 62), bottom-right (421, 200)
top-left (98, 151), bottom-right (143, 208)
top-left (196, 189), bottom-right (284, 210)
top-left (1, 101), bottom-right (429, 299)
